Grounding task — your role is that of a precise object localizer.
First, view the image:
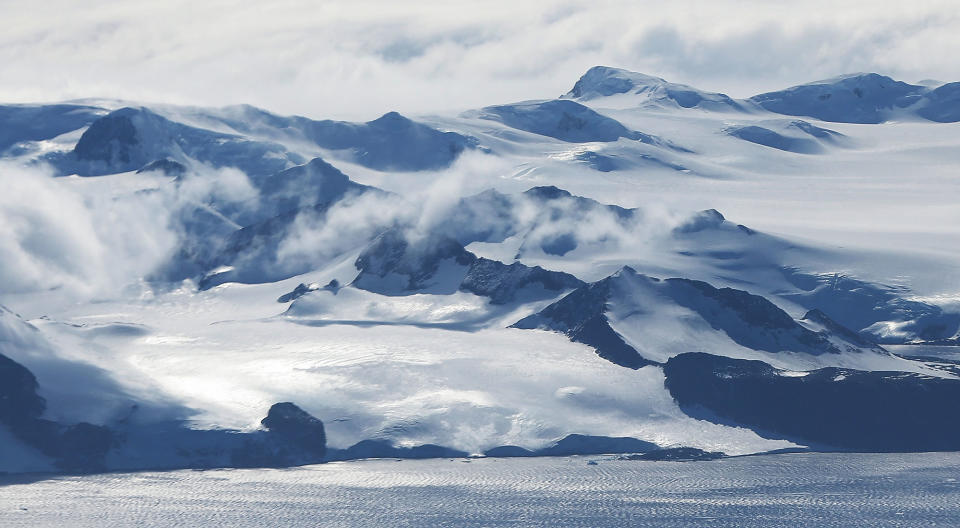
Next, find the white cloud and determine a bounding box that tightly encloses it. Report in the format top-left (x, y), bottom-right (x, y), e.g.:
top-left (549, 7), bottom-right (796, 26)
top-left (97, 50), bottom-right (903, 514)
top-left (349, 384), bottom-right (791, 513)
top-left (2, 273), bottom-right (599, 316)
top-left (0, 163), bottom-right (178, 298)
top-left (0, 1), bottom-right (957, 120)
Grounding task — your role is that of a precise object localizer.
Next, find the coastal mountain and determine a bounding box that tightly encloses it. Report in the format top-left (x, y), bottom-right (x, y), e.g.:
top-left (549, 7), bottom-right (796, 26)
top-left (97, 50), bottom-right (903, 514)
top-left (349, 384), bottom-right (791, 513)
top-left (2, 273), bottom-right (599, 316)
top-left (1, 64), bottom-right (959, 475)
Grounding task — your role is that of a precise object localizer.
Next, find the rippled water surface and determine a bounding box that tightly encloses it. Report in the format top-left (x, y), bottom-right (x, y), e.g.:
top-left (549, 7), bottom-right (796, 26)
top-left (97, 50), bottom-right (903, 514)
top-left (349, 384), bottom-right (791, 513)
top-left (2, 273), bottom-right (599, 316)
top-left (2, 453), bottom-right (960, 527)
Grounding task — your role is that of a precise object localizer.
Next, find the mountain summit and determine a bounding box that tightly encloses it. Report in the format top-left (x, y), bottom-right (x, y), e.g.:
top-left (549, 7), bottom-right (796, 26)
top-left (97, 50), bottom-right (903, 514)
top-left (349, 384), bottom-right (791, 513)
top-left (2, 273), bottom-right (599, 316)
top-left (564, 66), bottom-right (745, 111)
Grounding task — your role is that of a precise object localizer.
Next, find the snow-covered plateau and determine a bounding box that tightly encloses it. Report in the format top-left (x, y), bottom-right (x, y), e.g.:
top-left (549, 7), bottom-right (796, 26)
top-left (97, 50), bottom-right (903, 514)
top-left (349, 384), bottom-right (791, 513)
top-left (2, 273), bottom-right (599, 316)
top-left (1, 66), bottom-right (960, 474)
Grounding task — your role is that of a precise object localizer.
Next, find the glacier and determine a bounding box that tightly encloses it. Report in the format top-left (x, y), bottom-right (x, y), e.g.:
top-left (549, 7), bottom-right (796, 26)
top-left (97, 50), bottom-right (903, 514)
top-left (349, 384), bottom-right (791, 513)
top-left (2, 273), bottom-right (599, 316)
top-left (1, 66), bottom-right (960, 474)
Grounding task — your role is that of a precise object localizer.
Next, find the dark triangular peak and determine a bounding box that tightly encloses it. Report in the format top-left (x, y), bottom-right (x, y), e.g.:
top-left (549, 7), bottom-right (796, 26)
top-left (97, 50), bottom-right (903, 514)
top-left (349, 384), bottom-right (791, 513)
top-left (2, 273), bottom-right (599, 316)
top-left (565, 66), bottom-right (746, 112)
top-left (512, 266), bottom-right (656, 369)
top-left (366, 110), bottom-right (414, 129)
top-left (748, 73), bottom-right (926, 124)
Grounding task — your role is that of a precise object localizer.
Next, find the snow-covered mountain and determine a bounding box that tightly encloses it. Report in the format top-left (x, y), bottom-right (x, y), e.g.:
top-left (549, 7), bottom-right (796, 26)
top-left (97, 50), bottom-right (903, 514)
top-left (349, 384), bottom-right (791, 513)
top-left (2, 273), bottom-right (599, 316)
top-left (563, 66), bottom-right (746, 112)
top-left (1, 65), bottom-right (960, 473)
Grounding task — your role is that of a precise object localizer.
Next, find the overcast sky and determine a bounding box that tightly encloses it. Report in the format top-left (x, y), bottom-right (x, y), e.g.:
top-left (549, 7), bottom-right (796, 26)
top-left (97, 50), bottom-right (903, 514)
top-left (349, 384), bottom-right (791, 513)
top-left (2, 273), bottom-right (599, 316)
top-left (2, 0), bottom-right (958, 120)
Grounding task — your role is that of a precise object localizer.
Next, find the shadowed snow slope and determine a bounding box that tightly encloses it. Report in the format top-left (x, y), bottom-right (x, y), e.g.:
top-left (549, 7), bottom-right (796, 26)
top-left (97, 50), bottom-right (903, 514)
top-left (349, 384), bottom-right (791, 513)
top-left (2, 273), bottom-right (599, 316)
top-left (564, 66), bottom-right (746, 112)
top-left (208, 105), bottom-right (478, 171)
top-left (0, 104), bottom-right (103, 155)
top-left (749, 73), bottom-right (945, 123)
top-left (51, 106), bottom-right (302, 176)
top-left (474, 99), bottom-right (678, 148)
top-left (724, 120), bottom-right (847, 154)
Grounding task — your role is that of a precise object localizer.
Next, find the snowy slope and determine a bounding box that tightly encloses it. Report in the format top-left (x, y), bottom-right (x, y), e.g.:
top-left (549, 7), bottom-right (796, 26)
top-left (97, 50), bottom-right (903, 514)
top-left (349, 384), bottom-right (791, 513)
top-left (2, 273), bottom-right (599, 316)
top-left (564, 66), bottom-right (746, 112)
top-left (1, 65), bottom-right (960, 472)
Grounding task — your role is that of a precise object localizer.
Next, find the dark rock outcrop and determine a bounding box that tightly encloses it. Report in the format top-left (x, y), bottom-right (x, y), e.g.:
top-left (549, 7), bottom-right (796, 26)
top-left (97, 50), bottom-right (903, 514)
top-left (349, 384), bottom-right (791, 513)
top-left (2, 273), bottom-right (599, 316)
top-left (353, 229), bottom-right (582, 303)
top-left (327, 439), bottom-right (468, 461)
top-left (136, 158), bottom-right (187, 177)
top-left (261, 402), bottom-right (327, 459)
top-left (536, 434), bottom-right (658, 456)
top-left (483, 434), bottom-right (658, 458)
top-left (513, 267), bottom-right (849, 368)
top-left (512, 276), bottom-right (653, 369)
top-left (623, 447), bottom-right (725, 461)
top-left (663, 352), bottom-right (960, 452)
top-left (0, 351), bottom-right (115, 473)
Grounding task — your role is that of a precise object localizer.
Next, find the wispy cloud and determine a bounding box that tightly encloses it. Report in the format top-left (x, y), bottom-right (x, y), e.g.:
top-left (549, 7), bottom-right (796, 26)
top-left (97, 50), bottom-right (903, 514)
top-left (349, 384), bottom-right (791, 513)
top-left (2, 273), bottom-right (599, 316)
top-left (1, 1), bottom-right (957, 119)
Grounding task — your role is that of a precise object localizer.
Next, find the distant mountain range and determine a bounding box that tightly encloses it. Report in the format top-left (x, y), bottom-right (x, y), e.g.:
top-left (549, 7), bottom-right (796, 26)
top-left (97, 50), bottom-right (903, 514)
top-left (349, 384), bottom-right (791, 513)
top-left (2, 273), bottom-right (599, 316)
top-left (1, 65), bottom-right (959, 474)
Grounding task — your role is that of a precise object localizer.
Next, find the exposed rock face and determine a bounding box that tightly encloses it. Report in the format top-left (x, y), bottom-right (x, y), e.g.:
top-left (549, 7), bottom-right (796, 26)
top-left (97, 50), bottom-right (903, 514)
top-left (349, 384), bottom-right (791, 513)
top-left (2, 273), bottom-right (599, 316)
top-left (513, 267), bottom-right (851, 368)
top-left (536, 434), bottom-right (658, 456)
top-left (0, 352), bottom-right (45, 425)
top-left (0, 351), bottom-right (114, 473)
top-left (482, 434), bottom-right (659, 458)
top-left (512, 276), bottom-right (654, 369)
top-left (353, 229), bottom-right (583, 303)
top-left (623, 447), bottom-right (725, 461)
top-left (136, 158), bottom-right (187, 177)
top-left (663, 352), bottom-right (960, 452)
top-left (326, 440), bottom-right (468, 461)
top-left (664, 277), bottom-right (840, 355)
top-left (261, 402), bottom-right (327, 459)
top-left (74, 109), bottom-right (140, 164)
top-left (460, 258), bottom-right (583, 305)
top-left (801, 309), bottom-right (882, 350)
top-left (277, 280), bottom-right (340, 304)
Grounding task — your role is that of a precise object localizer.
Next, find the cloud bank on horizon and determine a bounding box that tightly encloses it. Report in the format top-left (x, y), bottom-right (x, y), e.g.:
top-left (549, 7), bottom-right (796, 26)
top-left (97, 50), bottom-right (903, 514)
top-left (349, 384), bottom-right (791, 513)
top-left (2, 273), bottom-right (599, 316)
top-left (1, 0), bottom-right (958, 119)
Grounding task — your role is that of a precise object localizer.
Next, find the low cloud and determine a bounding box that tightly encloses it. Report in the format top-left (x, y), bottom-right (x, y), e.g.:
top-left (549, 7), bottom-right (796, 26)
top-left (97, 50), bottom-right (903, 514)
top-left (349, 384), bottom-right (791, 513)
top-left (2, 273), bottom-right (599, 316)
top-left (0, 1), bottom-right (957, 119)
top-left (0, 163), bottom-right (178, 298)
